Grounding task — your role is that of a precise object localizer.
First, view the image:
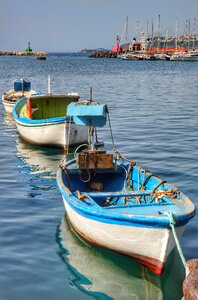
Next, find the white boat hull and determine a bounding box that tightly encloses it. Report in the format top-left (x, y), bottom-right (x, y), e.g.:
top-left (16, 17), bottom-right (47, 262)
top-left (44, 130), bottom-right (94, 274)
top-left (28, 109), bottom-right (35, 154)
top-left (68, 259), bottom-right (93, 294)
top-left (170, 52), bottom-right (198, 61)
top-left (2, 89), bottom-right (37, 113)
top-left (63, 198), bottom-right (184, 274)
top-left (16, 119), bottom-right (88, 148)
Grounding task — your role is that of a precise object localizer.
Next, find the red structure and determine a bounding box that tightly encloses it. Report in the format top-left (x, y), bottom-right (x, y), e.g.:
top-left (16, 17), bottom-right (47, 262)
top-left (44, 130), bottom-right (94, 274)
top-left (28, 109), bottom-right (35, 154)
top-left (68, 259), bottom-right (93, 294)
top-left (112, 36), bottom-right (123, 53)
top-left (145, 47), bottom-right (187, 54)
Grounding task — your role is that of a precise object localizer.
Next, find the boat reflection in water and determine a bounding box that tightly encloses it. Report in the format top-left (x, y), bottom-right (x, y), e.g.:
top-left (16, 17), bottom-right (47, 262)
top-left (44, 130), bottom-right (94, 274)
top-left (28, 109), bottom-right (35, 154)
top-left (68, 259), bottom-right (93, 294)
top-left (57, 215), bottom-right (185, 300)
top-left (3, 112), bottom-right (16, 128)
top-left (15, 136), bottom-right (66, 176)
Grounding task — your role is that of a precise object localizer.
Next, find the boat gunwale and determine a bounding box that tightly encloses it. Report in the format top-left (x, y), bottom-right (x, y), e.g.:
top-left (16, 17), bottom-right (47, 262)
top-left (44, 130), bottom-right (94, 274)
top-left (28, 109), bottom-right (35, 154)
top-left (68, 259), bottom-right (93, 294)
top-left (57, 163), bottom-right (196, 228)
top-left (12, 94), bottom-right (77, 125)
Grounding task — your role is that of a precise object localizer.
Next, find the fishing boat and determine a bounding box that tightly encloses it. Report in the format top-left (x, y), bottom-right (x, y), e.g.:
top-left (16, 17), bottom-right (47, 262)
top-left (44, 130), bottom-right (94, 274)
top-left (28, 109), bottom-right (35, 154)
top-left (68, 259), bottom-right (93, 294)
top-left (2, 78), bottom-right (38, 113)
top-left (12, 93), bottom-right (88, 148)
top-left (57, 99), bottom-right (195, 275)
top-left (58, 215), bottom-right (164, 299)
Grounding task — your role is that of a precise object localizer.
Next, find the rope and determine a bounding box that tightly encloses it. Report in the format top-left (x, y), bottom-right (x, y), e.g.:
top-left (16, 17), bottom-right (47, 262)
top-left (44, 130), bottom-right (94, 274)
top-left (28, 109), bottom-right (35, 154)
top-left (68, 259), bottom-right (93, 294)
top-left (164, 211), bottom-right (189, 274)
top-left (64, 116), bottom-right (72, 155)
top-left (107, 110), bottom-right (116, 152)
top-left (74, 143), bottom-right (89, 159)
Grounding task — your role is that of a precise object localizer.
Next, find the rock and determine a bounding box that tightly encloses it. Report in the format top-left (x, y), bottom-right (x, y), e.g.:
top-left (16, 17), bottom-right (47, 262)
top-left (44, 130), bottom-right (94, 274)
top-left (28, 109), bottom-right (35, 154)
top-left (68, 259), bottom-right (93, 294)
top-left (89, 50), bottom-right (117, 58)
top-left (0, 51), bottom-right (48, 56)
top-left (183, 259), bottom-right (198, 300)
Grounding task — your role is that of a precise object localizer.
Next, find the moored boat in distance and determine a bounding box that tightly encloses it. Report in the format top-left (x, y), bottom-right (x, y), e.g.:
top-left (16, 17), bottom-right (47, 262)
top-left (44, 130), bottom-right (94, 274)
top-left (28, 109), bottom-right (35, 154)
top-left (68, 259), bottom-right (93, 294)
top-left (170, 50), bottom-right (198, 61)
top-left (57, 98), bottom-right (195, 275)
top-left (2, 78), bottom-right (38, 113)
top-left (12, 93), bottom-right (88, 148)
top-left (37, 56), bottom-right (46, 60)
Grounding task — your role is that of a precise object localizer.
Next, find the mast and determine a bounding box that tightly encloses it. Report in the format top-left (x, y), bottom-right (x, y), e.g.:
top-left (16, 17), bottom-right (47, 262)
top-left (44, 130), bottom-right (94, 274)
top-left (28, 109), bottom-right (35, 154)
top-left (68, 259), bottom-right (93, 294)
top-left (125, 16), bottom-right (128, 44)
top-left (188, 19), bottom-right (191, 51)
top-left (146, 21), bottom-right (149, 39)
top-left (175, 17), bottom-right (178, 51)
top-left (136, 20), bottom-right (139, 41)
top-left (193, 18), bottom-right (196, 49)
top-left (48, 75), bottom-right (51, 94)
top-left (151, 18), bottom-right (154, 40)
top-left (157, 14), bottom-right (160, 52)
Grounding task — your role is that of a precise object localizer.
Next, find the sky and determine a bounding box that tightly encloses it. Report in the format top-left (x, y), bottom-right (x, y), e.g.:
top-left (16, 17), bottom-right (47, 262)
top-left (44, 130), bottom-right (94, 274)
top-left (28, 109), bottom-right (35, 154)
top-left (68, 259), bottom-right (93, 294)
top-left (0, 0), bottom-right (198, 52)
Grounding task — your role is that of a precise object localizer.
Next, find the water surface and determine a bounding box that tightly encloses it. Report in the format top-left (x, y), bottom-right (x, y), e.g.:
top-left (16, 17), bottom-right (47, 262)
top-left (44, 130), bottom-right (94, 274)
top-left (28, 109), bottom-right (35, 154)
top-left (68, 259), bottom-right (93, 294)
top-left (0, 54), bottom-right (197, 300)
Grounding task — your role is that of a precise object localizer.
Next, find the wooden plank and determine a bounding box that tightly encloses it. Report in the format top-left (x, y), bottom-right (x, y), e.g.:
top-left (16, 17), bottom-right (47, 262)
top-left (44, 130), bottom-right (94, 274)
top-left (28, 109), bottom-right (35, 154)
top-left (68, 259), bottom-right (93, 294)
top-left (86, 190), bottom-right (153, 198)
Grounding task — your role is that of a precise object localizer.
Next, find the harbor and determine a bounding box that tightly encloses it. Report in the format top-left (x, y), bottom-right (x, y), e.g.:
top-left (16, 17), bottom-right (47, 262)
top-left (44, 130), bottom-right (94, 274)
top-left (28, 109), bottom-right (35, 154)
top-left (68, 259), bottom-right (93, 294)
top-left (0, 0), bottom-right (198, 299)
top-left (0, 54), bottom-right (198, 300)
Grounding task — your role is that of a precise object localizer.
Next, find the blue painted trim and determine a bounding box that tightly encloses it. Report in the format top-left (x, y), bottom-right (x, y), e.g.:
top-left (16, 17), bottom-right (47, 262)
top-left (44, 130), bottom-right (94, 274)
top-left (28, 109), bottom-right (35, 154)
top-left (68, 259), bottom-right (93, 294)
top-left (57, 160), bottom-right (195, 230)
top-left (12, 96), bottom-right (71, 125)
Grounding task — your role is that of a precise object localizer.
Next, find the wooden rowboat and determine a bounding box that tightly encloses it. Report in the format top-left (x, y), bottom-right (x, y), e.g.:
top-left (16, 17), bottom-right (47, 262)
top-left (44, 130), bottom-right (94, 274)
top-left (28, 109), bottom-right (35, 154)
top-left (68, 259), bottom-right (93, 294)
top-left (57, 99), bottom-right (195, 274)
top-left (12, 93), bottom-right (88, 148)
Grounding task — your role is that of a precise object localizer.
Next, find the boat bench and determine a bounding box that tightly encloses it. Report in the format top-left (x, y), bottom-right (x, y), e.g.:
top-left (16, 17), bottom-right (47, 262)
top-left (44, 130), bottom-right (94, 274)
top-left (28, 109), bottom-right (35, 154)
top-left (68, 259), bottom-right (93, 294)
top-left (86, 190), bottom-right (153, 198)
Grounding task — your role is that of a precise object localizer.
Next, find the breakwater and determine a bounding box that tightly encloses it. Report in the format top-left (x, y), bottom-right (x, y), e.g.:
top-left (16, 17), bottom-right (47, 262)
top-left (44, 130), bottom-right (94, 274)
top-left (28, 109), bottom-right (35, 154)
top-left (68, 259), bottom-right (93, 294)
top-left (0, 51), bottom-right (48, 56)
top-left (90, 50), bottom-right (117, 58)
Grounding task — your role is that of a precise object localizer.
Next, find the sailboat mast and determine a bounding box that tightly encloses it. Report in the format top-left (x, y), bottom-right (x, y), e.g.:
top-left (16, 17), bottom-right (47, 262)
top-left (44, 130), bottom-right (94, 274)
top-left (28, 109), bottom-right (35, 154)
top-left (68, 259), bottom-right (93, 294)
top-left (193, 18), bottom-right (196, 49)
top-left (175, 18), bottom-right (178, 51)
top-left (157, 14), bottom-right (160, 51)
top-left (188, 19), bottom-right (191, 51)
top-left (125, 16), bottom-right (128, 44)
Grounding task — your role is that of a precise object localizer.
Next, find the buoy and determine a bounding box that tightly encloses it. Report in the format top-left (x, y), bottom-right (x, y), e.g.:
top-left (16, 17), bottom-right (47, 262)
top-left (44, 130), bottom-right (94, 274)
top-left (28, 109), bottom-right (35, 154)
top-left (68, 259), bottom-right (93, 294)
top-left (183, 259), bottom-right (198, 300)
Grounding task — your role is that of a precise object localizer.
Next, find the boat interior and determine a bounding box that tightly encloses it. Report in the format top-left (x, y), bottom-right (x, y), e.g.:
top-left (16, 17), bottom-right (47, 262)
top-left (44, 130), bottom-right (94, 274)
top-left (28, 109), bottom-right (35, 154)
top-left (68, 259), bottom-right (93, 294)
top-left (16, 94), bottom-right (79, 119)
top-left (63, 159), bottom-right (176, 208)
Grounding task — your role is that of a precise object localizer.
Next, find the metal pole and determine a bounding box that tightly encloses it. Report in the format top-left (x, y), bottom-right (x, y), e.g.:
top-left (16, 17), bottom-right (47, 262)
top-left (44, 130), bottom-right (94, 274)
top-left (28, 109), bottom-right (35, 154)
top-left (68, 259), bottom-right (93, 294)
top-left (90, 87), bottom-right (92, 102)
top-left (48, 75), bottom-right (51, 94)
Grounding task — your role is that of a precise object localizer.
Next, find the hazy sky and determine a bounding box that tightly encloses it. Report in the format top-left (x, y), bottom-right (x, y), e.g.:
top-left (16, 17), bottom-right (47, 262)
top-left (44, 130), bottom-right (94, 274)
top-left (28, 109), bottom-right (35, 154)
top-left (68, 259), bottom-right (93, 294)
top-left (0, 0), bottom-right (198, 52)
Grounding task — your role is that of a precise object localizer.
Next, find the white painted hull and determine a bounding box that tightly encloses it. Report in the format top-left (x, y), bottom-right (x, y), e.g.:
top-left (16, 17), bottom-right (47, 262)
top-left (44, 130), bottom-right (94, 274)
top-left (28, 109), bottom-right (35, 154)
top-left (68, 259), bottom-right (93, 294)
top-left (63, 198), bottom-right (184, 273)
top-left (60, 216), bottom-right (163, 300)
top-left (170, 53), bottom-right (198, 61)
top-left (16, 120), bottom-right (88, 148)
top-left (2, 100), bottom-right (16, 113)
top-left (2, 89), bottom-right (37, 113)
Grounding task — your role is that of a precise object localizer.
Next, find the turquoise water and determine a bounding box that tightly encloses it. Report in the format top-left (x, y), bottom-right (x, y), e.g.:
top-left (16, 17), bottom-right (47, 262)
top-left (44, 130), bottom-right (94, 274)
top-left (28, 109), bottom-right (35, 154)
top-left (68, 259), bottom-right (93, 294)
top-left (0, 55), bottom-right (197, 300)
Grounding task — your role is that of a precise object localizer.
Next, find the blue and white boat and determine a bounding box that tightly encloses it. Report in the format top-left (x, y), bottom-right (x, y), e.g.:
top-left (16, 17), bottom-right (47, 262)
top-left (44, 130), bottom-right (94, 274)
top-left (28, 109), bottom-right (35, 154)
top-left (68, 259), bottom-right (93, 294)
top-left (57, 99), bottom-right (195, 275)
top-left (12, 93), bottom-right (88, 148)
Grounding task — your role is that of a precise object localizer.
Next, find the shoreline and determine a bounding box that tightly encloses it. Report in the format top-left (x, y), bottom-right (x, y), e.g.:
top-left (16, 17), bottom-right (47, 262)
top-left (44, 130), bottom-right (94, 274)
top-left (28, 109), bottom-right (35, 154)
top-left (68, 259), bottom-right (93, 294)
top-left (0, 51), bottom-right (48, 56)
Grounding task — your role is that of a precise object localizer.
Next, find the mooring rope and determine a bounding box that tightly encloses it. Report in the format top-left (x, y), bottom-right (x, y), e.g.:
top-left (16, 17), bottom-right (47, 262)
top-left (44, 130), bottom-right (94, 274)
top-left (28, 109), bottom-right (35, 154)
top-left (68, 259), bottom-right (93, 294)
top-left (164, 211), bottom-right (189, 274)
top-left (107, 110), bottom-right (116, 152)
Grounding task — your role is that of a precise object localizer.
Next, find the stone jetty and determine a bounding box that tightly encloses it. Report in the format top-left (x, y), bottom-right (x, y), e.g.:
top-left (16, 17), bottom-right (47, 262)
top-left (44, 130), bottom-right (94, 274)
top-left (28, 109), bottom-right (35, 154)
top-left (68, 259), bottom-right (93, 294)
top-left (0, 51), bottom-right (48, 56)
top-left (183, 259), bottom-right (198, 300)
top-left (90, 50), bottom-right (117, 58)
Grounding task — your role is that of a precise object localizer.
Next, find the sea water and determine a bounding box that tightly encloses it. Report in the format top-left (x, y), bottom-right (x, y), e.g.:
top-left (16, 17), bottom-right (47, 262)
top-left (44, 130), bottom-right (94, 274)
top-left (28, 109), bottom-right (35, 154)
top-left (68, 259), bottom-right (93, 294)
top-left (0, 54), bottom-right (197, 300)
